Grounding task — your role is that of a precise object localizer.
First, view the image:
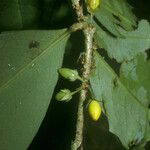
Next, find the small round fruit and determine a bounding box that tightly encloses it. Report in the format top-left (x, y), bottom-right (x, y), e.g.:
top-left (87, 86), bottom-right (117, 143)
top-left (88, 100), bottom-right (101, 121)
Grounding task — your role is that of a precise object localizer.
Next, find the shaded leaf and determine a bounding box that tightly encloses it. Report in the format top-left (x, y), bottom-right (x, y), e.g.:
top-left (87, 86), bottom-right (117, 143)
top-left (42, 1), bottom-right (73, 29)
top-left (0, 29), bottom-right (70, 149)
top-left (145, 124), bottom-right (150, 143)
top-left (95, 0), bottom-right (137, 36)
top-left (132, 146), bottom-right (145, 150)
top-left (0, 0), bottom-right (41, 30)
top-left (95, 20), bottom-right (150, 62)
top-left (90, 51), bottom-right (148, 149)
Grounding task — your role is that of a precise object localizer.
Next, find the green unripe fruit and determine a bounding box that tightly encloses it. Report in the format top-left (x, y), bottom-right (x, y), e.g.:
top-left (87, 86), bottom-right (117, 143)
top-left (58, 68), bottom-right (78, 82)
top-left (55, 89), bottom-right (72, 102)
top-left (88, 99), bottom-right (102, 121)
top-left (58, 68), bottom-right (83, 82)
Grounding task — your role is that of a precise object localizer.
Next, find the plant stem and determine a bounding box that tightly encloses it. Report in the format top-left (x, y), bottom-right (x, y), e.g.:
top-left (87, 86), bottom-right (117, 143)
top-left (83, 26), bottom-right (96, 80)
top-left (71, 25), bottom-right (96, 150)
top-left (71, 0), bottom-right (85, 21)
top-left (71, 1), bottom-right (96, 149)
top-left (71, 87), bottom-right (82, 95)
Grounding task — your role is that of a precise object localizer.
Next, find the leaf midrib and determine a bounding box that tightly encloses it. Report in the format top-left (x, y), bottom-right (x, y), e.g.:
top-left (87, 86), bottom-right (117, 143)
top-left (0, 30), bottom-right (70, 90)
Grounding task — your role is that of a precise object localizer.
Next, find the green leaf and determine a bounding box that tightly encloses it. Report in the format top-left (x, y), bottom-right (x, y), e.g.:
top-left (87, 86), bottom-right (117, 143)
top-left (0, 29), bottom-right (70, 149)
top-left (95, 0), bottom-right (137, 36)
top-left (90, 51), bottom-right (148, 149)
top-left (120, 53), bottom-right (150, 106)
top-left (95, 20), bottom-right (150, 62)
top-left (0, 0), bottom-right (41, 30)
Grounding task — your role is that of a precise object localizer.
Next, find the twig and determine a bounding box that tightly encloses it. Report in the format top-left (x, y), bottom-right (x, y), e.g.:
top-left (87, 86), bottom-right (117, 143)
top-left (71, 0), bottom-right (85, 21)
top-left (70, 1), bottom-right (96, 149)
top-left (71, 25), bottom-right (96, 150)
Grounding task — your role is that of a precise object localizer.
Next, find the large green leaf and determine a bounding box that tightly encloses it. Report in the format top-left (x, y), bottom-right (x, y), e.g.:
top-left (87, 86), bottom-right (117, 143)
top-left (120, 53), bottom-right (150, 145)
top-left (0, 29), bottom-right (70, 149)
top-left (120, 53), bottom-right (150, 106)
top-left (90, 51), bottom-right (148, 149)
top-left (0, 0), bottom-right (41, 30)
top-left (95, 0), bottom-right (137, 36)
top-left (95, 20), bottom-right (150, 62)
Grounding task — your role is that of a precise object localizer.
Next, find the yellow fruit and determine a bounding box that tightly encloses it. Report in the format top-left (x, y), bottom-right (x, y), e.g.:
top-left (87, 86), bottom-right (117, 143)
top-left (88, 100), bottom-right (101, 121)
top-left (88, 0), bottom-right (100, 12)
